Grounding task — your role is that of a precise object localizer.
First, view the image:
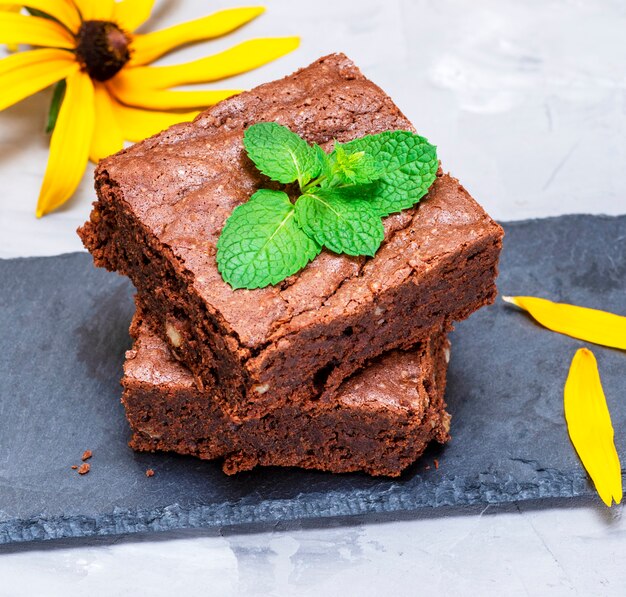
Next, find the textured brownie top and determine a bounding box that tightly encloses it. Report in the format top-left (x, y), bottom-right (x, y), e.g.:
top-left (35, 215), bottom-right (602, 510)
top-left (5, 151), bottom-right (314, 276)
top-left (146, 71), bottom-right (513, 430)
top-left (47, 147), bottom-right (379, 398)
top-left (96, 53), bottom-right (501, 353)
top-left (125, 318), bottom-right (446, 416)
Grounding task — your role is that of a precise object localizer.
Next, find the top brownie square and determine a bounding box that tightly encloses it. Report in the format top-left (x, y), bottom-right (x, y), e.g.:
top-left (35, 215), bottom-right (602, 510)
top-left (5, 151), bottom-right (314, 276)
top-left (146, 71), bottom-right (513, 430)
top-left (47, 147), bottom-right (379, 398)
top-left (79, 53), bottom-right (503, 418)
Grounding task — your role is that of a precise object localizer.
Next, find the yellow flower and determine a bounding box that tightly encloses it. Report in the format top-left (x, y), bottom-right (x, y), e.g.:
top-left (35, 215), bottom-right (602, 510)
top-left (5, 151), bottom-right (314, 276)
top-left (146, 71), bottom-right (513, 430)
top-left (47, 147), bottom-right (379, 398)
top-left (0, 2), bottom-right (299, 217)
top-left (502, 295), bottom-right (626, 350)
top-left (564, 348), bottom-right (622, 507)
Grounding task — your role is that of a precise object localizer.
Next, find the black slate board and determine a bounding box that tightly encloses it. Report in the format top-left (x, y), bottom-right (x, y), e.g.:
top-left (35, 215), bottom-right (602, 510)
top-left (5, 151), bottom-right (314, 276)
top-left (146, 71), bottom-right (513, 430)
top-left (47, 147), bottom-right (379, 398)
top-left (1, 214), bottom-right (625, 545)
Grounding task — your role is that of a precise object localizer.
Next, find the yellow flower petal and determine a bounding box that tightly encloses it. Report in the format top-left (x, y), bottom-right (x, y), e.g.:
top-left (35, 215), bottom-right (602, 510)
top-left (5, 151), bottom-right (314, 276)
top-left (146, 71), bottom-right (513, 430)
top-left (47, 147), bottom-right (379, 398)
top-left (73, 0), bottom-right (113, 21)
top-left (564, 348), bottom-right (622, 507)
top-left (107, 78), bottom-right (239, 110)
top-left (0, 3), bottom-right (20, 50)
top-left (113, 0), bottom-right (154, 33)
top-left (89, 84), bottom-right (124, 163)
top-left (0, 12), bottom-right (75, 48)
top-left (129, 6), bottom-right (265, 66)
top-left (109, 97), bottom-right (198, 143)
top-left (37, 70), bottom-right (95, 217)
top-left (120, 37), bottom-right (300, 90)
top-left (503, 296), bottom-right (626, 350)
top-left (1, 0), bottom-right (81, 33)
top-left (0, 48), bottom-right (77, 111)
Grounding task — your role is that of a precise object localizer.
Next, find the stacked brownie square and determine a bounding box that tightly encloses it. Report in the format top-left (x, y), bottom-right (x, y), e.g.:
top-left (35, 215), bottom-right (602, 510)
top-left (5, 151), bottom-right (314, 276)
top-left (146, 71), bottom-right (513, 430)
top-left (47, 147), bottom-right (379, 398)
top-left (79, 54), bottom-right (503, 476)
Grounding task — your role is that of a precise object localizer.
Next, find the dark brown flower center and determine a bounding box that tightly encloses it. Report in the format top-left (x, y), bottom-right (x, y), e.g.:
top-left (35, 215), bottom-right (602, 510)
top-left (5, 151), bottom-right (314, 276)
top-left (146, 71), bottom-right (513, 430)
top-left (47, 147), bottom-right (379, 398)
top-left (75, 20), bottom-right (131, 82)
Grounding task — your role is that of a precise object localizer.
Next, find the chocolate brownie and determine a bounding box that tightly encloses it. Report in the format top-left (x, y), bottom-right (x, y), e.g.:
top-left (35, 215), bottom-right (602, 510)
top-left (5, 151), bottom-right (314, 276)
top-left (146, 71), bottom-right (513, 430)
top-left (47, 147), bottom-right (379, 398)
top-left (122, 311), bottom-right (451, 477)
top-left (79, 53), bottom-right (503, 418)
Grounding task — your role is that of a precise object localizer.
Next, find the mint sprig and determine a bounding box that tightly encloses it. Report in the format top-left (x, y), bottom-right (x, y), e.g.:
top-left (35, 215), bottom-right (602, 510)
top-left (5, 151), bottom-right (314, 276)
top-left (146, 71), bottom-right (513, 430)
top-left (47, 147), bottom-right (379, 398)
top-left (217, 123), bottom-right (438, 289)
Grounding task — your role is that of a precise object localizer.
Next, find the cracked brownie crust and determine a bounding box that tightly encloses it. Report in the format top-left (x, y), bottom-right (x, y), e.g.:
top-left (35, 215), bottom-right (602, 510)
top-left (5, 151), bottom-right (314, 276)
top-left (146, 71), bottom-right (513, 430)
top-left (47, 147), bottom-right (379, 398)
top-left (122, 311), bottom-right (451, 477)
top-left (79, 53), bottom-right (503, 418)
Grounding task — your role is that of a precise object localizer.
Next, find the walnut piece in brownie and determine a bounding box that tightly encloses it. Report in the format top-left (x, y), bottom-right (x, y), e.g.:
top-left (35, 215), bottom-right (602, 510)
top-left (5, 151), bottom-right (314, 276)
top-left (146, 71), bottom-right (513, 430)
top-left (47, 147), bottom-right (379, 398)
top-left (122, 311), bottom-right (451, 477)
top-left (79, 53), bottom-right (503, 419)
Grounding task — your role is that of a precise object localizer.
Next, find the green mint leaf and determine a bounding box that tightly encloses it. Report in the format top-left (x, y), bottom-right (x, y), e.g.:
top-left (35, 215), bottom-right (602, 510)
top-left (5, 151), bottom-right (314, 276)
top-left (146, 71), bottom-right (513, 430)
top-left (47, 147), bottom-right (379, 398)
top-left (46, 80), bottom-right (66, 134)
top-left (217, 189), bottom-right (321, 289)
top-left (295, 190), bottom-right (384, 257)
top-left (313, 143), bottom-right (330, 176)
top-left (326, 143), bottom-right (384, 186)
top-left (328, 182), bottom-right (381, 200)
top-left (243, 122), bottom-right (321, 187)
top-left (340, 131), bottom-right (438, 216)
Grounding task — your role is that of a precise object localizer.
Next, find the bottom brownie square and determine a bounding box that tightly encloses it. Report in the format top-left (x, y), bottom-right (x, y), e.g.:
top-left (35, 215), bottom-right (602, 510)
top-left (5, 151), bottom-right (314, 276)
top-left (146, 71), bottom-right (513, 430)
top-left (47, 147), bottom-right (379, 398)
top-left (122, 314), bottom-right (452, 477)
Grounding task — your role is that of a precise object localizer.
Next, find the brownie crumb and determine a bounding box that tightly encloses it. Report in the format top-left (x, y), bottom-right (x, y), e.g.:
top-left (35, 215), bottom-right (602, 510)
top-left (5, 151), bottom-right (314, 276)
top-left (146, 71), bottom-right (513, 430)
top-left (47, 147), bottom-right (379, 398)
top-left (433, 459), bottom-right (439, 470)
top-left (81, 450), bottom-right (93, 461)
top-left (71, 465), bottom-right (78, 470)
top-left (145, 468), bottom-right (155, 477)
top-left (77, 463), bottom-right (90, 475)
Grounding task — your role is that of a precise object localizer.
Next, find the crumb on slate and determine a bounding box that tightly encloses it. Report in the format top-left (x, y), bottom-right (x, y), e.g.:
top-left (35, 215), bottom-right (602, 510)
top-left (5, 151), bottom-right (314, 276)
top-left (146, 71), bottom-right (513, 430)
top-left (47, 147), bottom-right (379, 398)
top-left (82, 450), bottom-right (92, 461)
top-left (434, 459), bottom-right (439, 470)
top-left (145, 468), bottom-right (155, 477)
top-left (77, 463), bottom-right (90, 475)
top-left (71, 465), bottom-right (78, 470)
